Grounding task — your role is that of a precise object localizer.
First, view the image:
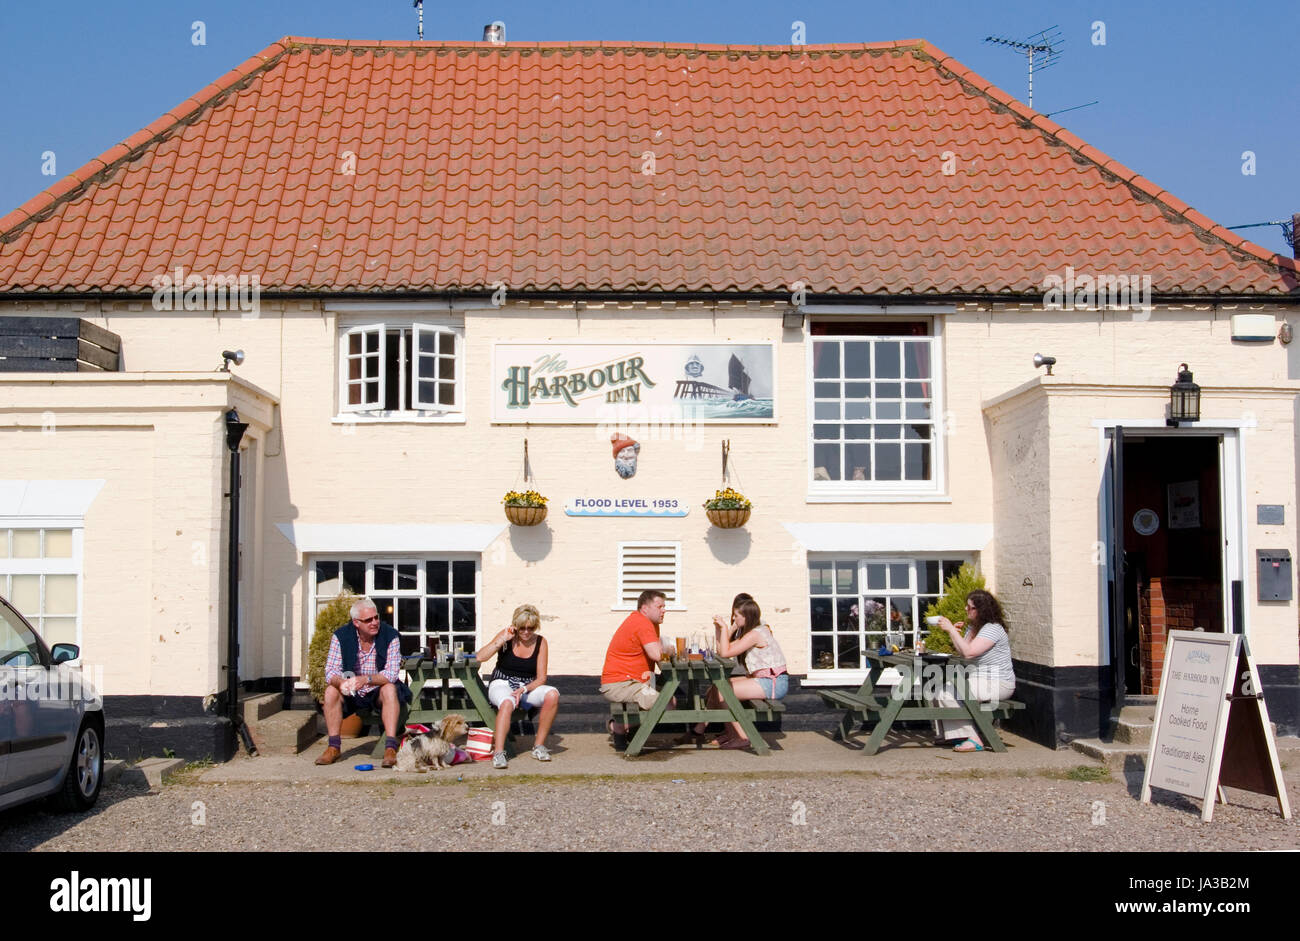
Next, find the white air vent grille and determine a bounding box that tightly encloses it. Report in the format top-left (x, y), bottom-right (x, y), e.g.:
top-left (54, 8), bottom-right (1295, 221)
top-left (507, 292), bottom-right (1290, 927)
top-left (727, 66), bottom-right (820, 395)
top-left (617, 542), bottom-right (682, 609)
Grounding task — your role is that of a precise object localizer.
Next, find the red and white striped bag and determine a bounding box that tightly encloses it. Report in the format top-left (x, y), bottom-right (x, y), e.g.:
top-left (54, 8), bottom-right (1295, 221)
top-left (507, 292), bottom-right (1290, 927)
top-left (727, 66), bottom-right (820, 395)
top-left (464, 726), bottom-right (495, 761)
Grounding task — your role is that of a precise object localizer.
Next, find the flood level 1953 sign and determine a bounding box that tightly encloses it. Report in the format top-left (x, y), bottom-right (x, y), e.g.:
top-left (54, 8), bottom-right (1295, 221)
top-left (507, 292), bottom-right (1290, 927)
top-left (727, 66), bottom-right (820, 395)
top-left (565, 497), bottom-right (689, 518)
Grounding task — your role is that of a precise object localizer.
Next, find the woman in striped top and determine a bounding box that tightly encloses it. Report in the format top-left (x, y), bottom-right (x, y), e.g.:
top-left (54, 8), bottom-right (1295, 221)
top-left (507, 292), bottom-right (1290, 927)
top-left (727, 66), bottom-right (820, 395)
top-left (933, 589), bottom-right (1016, 752)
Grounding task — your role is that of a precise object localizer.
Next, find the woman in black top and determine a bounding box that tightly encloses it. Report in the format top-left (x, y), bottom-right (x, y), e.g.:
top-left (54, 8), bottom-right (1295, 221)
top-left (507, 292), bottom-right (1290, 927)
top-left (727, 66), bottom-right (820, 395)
top-left (474, 603), bottom-right (560, 768)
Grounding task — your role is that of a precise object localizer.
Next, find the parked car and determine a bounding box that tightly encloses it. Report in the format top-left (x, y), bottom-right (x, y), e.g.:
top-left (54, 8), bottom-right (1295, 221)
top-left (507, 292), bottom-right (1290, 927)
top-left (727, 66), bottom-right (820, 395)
top-left (0, 594), bottom-right (104, 812)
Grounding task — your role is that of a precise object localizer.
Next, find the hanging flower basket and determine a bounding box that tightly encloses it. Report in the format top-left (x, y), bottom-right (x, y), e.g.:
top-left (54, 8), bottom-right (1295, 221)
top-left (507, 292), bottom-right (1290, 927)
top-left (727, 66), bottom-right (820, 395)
top-left (503, 490), bottom-right (548, 526)
top-left (703, 488), bottom-right (753, 529)
top-left (706, 507), bottom-right (751, 529)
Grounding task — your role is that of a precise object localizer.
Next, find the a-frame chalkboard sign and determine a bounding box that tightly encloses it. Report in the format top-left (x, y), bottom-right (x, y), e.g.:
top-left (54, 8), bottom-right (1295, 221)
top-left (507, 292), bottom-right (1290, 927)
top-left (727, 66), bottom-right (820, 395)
top-left (1141, 630), bottom-right (1291, 822)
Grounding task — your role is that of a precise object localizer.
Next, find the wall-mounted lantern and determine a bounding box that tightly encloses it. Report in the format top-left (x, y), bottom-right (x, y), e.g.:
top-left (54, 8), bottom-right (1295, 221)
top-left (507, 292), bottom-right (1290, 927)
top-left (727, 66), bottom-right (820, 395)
top-left (1166, 363), bottom-right (1201, 426)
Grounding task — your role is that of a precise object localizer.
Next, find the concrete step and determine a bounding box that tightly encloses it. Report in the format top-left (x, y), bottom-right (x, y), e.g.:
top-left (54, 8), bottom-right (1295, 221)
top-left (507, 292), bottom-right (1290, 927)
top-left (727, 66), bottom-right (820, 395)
top-left (1071, 737), bottom-right (1148, 773)
top-left (103, 759), bottom-right (130, 787)
top-left (240, 691), bottom-right (282, 725)
top-left (106, 757), bottom-right (187, 788)
top-left (1118, 704), bottom-right (1155, 724)
top-left (248, 709), bottom-right (320, 755)
top-left (1113, 717), bottom-right (1153, 745)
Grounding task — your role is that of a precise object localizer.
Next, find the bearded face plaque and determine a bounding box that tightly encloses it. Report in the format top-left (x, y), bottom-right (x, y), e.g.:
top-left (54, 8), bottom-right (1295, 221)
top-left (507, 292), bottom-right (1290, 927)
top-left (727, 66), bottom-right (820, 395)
top-left (610, 433), bottom-right (640, 479)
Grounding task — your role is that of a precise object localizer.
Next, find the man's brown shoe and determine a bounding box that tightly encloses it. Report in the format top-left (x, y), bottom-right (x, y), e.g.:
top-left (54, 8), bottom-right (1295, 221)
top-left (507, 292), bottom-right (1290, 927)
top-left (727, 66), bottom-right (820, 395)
top-left (382, 747), bottom-right (398, 768)
top-left (315, 746), bottom-right (341, 766)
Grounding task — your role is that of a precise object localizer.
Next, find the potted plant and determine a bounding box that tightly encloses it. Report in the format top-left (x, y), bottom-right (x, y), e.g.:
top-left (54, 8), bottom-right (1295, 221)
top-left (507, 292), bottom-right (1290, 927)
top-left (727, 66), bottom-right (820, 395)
top-left (503, 489), bottom-right (548, 526)
top-left (922, 563), bottom-right (987, 653)
top-left (703, 487), bottom-right (752, 528)
top-left (307, 592), bottom-right (365, 736)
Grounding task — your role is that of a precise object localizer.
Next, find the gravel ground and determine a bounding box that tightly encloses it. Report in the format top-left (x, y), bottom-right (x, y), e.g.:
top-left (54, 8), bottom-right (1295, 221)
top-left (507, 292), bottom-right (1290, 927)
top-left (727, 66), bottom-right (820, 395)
top-left (3, 766), bottom-right (1297, 852)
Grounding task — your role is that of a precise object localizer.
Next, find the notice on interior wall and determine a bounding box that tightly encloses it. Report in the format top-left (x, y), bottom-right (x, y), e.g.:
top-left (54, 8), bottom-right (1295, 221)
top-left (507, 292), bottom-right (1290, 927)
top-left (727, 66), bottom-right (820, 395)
top-left (1167, 480), bottom-right (1201, 529)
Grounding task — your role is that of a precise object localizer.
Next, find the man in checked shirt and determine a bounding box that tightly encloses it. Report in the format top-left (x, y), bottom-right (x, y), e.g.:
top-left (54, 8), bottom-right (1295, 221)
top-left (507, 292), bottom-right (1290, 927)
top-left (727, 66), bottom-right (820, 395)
top-left (316, 596), bottom-right (412, 767)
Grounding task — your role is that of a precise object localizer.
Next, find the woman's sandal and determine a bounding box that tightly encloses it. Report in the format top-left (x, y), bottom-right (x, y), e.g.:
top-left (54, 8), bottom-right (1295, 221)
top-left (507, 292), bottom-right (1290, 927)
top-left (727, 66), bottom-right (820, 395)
top-left (704, 734), bottom-right (751, 750)
top-left (953, 738), bottom-right (985, 752)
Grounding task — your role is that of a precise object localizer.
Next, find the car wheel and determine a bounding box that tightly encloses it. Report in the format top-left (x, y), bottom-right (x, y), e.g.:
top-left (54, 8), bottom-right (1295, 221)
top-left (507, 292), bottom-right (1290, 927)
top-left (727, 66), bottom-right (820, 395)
top-left (53, 720), bottom-right (103, 812)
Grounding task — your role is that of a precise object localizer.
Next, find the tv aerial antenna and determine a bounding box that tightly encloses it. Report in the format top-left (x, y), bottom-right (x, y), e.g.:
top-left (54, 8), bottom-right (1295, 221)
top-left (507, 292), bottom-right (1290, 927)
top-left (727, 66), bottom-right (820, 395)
top-left (1227, 220), bottom-right (1297, 251)
top-left (413, 0), bottom-right (424, 40)
top-left (984, 26), bottom-right (1062, 109)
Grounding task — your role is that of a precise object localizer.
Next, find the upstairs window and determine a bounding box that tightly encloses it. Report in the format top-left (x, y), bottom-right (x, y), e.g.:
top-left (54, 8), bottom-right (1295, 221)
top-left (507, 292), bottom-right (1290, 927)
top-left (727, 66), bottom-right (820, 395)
top-left (339, 322), bottom-right (462, 417)
top-left (809, 321), bottom-right (941, 492)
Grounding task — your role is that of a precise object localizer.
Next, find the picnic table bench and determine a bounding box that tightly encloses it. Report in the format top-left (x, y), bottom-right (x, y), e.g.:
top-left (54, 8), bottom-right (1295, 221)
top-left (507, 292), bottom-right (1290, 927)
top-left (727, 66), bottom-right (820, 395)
top-left (617, 655), bottom-right (784, 757)
top-left (819, 651), bottom-right (1024, 754)
top-left (354, 655), bottom-right (521, 758)
top-left (611, 697), bottom-right (786, 727)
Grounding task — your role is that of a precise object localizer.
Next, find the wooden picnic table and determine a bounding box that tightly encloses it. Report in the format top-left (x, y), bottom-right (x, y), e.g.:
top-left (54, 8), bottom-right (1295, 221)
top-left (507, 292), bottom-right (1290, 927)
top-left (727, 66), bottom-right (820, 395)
top-left (818, 650), bottom-right (1020, 755)
top-left (401, 655), bottom-right (500, 731)
top-left (617, 655), bottom-right (780, 757)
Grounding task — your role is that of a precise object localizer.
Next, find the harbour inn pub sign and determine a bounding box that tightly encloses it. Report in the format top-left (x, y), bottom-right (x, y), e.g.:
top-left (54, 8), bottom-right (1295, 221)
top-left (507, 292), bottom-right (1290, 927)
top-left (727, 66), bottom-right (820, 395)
top-left (492, 343), bottom-right (777, 423)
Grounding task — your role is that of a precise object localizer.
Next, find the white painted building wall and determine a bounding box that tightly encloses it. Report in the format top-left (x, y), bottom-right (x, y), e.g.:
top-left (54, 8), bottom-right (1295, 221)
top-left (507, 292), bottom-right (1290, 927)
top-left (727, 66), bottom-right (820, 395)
top-left (2, 298), bottom-right (1296, 698)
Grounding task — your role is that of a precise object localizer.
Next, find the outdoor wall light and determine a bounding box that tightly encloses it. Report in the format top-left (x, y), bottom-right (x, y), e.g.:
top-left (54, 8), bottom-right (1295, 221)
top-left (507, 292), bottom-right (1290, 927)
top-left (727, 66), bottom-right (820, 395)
top-left (220, 349), bottom-right (245, 372)
top-left (783, 310), bottom-right (805, 329)
top-left (1032, 353), bottom-right (1056, 375)
top-left (224, 408), bottom-right (248, 452)
top-left (1167, 363), bottom-right (1201, 426)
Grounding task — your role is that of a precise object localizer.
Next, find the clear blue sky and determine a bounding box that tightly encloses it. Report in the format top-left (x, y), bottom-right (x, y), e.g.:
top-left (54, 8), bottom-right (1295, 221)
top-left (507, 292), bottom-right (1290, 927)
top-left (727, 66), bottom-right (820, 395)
top-left (1, 0), bottom-right (1295, 257)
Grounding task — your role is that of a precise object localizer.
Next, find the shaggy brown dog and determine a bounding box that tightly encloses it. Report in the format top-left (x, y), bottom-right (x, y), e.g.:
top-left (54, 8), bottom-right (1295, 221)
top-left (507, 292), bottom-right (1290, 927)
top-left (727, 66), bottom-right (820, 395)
top-left (395, 713), bottom-right (469, 772)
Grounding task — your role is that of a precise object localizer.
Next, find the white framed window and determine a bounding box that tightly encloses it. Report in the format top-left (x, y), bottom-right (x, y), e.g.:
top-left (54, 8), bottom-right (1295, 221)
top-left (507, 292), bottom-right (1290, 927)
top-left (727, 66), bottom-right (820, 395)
top-left (807, 556), bottom-right (969, 675)
top-left (616, 542), bottom-right (683, 610)
top-left (0, 526), bottom-right (82, 648)
top-left (309, 556), bottom-right (479, 657)
top-left (338, 320), bottom-right (463, 420)
top-left (807, 321), bottom-right (944, 497)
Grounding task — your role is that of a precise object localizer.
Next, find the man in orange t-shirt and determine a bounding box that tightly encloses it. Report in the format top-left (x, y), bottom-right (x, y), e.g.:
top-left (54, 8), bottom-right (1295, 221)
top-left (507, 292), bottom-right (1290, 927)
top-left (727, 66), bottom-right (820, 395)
top-left (600, 589), bottom-right (673, 735)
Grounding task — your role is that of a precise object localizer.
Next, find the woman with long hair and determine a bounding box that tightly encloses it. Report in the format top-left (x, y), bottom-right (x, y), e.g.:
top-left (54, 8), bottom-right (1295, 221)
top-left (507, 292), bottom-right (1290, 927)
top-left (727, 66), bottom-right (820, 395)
top-left (685, 592), bottom-right (788, 750)
top-left (933, 589), bottom-right (1016, 752)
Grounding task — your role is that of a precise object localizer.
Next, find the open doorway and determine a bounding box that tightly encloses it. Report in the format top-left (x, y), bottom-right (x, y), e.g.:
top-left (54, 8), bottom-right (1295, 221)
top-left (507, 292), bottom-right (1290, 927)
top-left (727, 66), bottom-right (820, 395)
top-left (1112, 434), bottom-right (1224, 696)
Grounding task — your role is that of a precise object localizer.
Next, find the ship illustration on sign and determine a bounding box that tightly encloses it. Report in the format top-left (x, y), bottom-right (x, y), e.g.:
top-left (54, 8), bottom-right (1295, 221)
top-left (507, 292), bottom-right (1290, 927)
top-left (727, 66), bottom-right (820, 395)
top-left (674, 353), bottom-right (755, 402)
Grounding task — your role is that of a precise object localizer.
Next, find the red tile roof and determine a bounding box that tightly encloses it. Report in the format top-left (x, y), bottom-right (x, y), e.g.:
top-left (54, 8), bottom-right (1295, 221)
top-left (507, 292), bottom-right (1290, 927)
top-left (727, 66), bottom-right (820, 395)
top-left (1, 37), bottom-right (1295, 297)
